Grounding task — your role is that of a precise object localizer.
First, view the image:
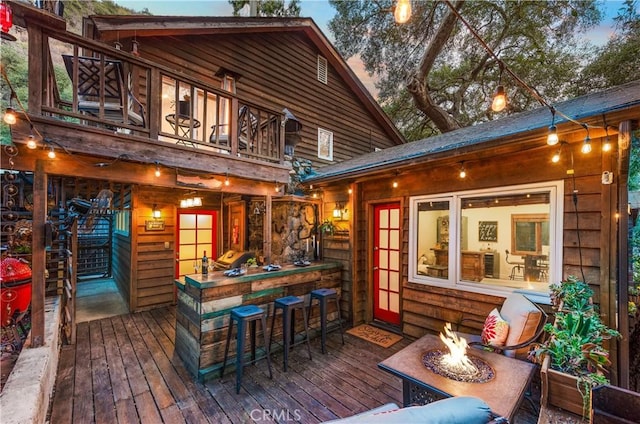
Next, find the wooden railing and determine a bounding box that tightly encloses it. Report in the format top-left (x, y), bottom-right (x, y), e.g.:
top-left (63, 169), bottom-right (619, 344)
top-left (36, 27), bottom-right (285, 164)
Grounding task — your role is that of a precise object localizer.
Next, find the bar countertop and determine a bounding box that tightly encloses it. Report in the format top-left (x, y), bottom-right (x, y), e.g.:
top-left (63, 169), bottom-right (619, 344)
top-left (175, 261), bottom-right (341, 289)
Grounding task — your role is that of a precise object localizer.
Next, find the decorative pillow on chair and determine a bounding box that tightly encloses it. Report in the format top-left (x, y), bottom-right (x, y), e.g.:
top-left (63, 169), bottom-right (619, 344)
top-left (481, 308), bottom-right (510, 346)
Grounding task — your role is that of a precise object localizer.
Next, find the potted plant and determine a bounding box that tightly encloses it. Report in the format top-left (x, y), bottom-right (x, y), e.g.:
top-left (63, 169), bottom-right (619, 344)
top-left (531, 276), bottom-right (620, 418)
top-left (319, 219), bottom-right (336, 235)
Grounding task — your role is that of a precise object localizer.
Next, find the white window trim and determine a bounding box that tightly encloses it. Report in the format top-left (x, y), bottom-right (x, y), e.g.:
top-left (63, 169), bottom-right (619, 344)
top-left (408, 181), bottom-right (564, 304)
top-left (318, 128), bottom-right (334, 161)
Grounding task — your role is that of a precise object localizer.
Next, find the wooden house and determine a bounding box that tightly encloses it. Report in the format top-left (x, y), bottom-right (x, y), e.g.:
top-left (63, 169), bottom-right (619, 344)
top-left (304, 80), bottom-right (640, 386)
top-left (1, 0), bottom-right (404, 340)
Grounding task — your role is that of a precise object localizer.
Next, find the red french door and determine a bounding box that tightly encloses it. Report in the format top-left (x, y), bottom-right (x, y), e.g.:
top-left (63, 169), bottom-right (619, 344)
top-left (373, 203), bottom-right (401, 325)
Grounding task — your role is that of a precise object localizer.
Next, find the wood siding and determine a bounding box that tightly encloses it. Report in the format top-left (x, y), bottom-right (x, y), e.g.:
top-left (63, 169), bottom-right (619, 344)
top-left (348, 138), bottom-right (612, 340)
top-left (136, 32), bottom-right (395, 167)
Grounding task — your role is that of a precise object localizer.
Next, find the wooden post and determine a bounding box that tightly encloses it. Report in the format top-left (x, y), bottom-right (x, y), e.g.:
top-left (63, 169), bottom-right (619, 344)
top-left (30, 160), bottom-right (47, 347)
top-left (616, 120), bottom-right (632, 389)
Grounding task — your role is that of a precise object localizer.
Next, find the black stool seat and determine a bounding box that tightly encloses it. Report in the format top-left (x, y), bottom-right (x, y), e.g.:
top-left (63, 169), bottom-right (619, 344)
top-left (269, 295), bottom-right (312, 371)
top-left (308, 288), bottom-right (344, 354)
top-left (221, 304), bottom-right (273, 393)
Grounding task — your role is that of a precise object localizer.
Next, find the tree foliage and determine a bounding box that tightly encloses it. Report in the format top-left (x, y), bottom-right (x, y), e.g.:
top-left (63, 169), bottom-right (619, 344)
top-left (571, 0), bottom-right (640, 95)
top-left (229, 0), bottom-right (301, 17)
top-left (329, 0), bottom-right (602, 139)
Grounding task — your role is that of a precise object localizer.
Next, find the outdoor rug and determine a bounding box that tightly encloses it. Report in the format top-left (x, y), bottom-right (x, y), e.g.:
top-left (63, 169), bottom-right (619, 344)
top-left (346, 324), bottom-right (403, 348)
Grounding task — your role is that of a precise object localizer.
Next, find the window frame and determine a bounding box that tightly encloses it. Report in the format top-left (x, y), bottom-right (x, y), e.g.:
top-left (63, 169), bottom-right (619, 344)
top-left (408, 181), bottom-right (563, 304)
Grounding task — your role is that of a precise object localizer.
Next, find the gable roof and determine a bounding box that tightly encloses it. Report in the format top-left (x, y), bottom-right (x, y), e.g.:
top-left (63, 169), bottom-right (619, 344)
top-left (304, 79), bottom-right (640, 183)
top-left (85, 15), bottom-right (405, 147)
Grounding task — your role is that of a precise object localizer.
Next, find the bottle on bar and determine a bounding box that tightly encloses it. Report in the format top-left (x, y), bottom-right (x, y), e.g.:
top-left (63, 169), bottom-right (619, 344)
top-left (202, 250), bottom-right (208, 275)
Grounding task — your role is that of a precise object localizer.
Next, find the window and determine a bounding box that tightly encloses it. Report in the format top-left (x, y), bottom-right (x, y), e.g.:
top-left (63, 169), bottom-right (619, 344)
top-left (409, 181), bottom-right (563, 302)
top-left (114, 209), bottom-right (130, 236)
top-left (318, 128), bottom-right (333, 161)
top-left (317, 55), bottom-right (328, 84)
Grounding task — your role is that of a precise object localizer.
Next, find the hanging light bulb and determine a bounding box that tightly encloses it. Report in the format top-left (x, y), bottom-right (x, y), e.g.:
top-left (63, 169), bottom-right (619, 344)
top-left (47, 146), bottom-right (56, 159)
top-left (602, 136), bottom-right (612, 152)
top-left (27, 125), bottom-right (37, 149)
top-left (392, 180), bottom-right (398, 188)
top-left (394, 0), bottom-right (412, 24)
top-left (581, 136), bottom-right (592, 154)
top-left (546, 108), bottom-right (558, 145)
top-left (459, 163), bottom-right (466, 179)
top-left (581, 124), bottom-right (591, 154)
top-left (552, 149), bottom-right (561, 163)
top-left (275, 182), bottom-right (281, 193)
top-left (3, 107), bottom-right (16, 125)
top-left (225, 173), bottom-right (230, 186)
top-left (154, 161), bottom-right (161, 177)
top-left (491, 85), bottom-right (506, 112)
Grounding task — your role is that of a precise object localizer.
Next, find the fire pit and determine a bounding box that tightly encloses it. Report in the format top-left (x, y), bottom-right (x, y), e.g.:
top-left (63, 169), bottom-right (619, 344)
top-left (421, 323), bottom-right (495, 383)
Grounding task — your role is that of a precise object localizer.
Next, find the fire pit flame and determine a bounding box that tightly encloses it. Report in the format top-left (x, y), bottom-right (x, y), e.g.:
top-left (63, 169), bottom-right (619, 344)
top-left (438, 323), bottom-right (478, 375)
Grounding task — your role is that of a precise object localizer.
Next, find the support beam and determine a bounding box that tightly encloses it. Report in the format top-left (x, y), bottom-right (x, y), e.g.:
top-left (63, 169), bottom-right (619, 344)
top-left (30, 160), bottom-right (47, 347)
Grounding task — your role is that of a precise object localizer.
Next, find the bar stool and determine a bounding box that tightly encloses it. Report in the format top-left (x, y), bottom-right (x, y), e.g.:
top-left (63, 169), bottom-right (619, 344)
top-left (307, 288), bottom-right (344, 354)
top-left (268, 295), bottom-right (312, 371)
top-left (220, 304), bottom-right (273, 394)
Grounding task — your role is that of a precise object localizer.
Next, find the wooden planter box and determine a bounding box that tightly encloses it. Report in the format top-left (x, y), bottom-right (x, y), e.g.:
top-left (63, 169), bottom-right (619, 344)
top-left (540, 354), bottom-right (586, 416)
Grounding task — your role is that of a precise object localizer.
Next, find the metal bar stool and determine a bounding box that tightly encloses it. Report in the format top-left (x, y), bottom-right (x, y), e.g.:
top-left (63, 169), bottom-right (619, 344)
top-left (268, 295), bottom-right (312, 371)
top-left (307, 288), bottom-right (345, 354)
top-left (220, 304), bottom-right (273, 394)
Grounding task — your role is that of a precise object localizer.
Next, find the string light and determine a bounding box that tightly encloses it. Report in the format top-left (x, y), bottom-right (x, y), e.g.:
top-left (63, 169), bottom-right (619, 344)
top-left (552, 148), bottom-right (561, 163)
top-left (581, 124), bottom-right (592, 154)
top-left (394, 0), bottom-right (412, 24)
top-left (154, 161), bottom-right (161, 177)
top-left (47, 146), bottom-right (56, 159)
top-left (225, 173), bottom-right (230, 186)
top-left (602, 117), bottom-right (612, 152)
top-left (459, 162), bottom-right (466, 179)
top-left (3, 107), bottom-right (16, 125)
top-left (547, 108), bottom-right (559, 146)
top-left (25, 124), bottom-right (37, 149)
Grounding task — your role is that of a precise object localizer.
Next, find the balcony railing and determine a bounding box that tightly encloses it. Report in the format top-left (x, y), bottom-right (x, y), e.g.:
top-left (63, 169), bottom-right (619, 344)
top-left (38, 28), bottom-right (285, 164)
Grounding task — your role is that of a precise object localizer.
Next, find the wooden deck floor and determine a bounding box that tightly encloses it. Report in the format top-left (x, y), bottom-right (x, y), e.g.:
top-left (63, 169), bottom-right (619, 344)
top-left (49, 307), bottom-right (540, 423)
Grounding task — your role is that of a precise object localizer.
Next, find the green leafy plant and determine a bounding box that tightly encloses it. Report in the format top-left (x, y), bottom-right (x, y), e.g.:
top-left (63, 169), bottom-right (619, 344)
top-left (318, 219), bottom-right (336, 235)
top-left (246, 257), bottom-right (257, 267)
top-left (531, 276), bottom-right (621, 418)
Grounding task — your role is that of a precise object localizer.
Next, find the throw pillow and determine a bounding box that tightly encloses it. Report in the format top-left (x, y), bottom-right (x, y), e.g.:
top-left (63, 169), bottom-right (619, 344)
top-left (481, 308), bottom-right (509, 346)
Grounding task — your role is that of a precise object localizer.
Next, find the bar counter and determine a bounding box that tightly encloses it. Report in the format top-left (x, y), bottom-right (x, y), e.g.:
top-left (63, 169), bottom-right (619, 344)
top-left (174, 261), bottom-right (342, 382)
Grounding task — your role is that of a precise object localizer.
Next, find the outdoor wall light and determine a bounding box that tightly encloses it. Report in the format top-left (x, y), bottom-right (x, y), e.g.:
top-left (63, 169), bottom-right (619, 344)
top-left (333, 202), bottom-right (347, 220)
top-left (152, 204), bottom-right (161, 219)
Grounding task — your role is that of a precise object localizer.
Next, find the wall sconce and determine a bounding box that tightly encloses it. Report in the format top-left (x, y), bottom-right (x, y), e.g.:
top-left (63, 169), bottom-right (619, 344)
top-left (333, 202), bottom-right (347, 220)
top-left (180, 193), bottom-right (202, 208)
top-left (152, 204), bottom-right (161, 219)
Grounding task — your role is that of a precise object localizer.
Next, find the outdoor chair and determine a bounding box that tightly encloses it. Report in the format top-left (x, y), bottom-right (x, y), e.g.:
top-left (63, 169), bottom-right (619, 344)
top-left (456, 292), bottom-right (547, 360)
top-left (62, 55), bottom-right (145, 127)
top-left (209, 105), bottom-right (258, 150)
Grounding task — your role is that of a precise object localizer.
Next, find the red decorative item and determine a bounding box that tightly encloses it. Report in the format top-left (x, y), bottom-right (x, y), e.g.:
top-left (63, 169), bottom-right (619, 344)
top-left (0, 2), bottom-right (16, 41)
top-left (0, 257), bottom-right (32, 326)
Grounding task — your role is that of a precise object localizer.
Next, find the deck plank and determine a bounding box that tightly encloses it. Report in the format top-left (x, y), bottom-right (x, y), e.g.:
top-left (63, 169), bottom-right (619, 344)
top-left (72, 322), bottom-right (95, 424)
top-left (49, 306), bottom-right (539, 423)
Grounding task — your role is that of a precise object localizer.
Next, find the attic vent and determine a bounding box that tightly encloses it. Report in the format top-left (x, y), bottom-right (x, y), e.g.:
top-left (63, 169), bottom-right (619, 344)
top-left (317, 55), bottom-right (328, 84)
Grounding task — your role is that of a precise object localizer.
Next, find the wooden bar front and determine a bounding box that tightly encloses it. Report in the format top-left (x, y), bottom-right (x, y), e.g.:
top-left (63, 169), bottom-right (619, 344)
top-left (175, 262), bottom-right (342, 382)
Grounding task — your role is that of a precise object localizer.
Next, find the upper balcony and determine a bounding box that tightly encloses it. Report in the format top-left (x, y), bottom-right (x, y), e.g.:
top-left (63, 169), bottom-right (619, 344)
top-left (8, 2), bottom-right (295, 185)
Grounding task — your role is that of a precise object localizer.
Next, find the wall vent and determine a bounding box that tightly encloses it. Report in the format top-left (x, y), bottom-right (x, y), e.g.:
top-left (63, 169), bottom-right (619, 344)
top-left (317, 55), bottom-right (328, 84)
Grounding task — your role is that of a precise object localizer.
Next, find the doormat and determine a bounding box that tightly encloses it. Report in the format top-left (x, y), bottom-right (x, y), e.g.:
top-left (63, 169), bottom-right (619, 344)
top-left (346, 324), bottom-right (402, 348)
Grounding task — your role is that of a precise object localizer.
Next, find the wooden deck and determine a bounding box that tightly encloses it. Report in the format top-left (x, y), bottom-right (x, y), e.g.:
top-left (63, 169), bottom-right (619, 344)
top-left (49, 307), bottom-right (540, 423)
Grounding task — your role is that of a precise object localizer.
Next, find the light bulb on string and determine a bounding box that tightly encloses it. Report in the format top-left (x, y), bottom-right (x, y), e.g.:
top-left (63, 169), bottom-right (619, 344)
top-left (459, 162), bottom-right (467, 179)
top-left (27, 126), bottom-right (37, 149)
top-left (580, 124), bottom-right (591, 154)
top-left (547, 108), bottom-right (558, 145)
top-left (394, 0), bottom-right (412, 24)
top-left (3, 107), bottom-right (16, 125)
top-left (552, 150), bottom-right (561, 163)
top-left (154, 161), bottom-right (161, 177)
top-left (491, 85), bottom-right (506, 112)
top-left (47, 146), bottom-right (56, 159)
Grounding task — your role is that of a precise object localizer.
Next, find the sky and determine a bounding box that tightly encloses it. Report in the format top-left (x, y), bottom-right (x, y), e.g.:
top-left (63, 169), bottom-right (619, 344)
top-left (112, 0), bottom-right (629, 96)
